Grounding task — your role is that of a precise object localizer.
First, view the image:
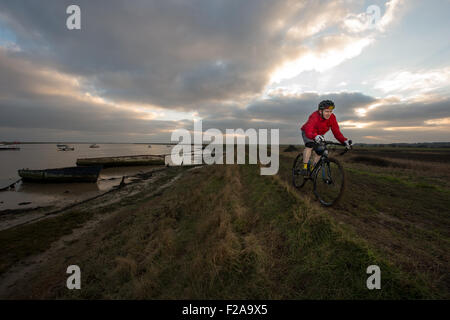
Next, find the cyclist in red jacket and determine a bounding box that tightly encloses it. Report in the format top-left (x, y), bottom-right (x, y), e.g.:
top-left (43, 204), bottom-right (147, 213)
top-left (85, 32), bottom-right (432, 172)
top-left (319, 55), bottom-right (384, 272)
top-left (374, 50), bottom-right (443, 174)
top-left (300, 100), bottom-right (351, 176)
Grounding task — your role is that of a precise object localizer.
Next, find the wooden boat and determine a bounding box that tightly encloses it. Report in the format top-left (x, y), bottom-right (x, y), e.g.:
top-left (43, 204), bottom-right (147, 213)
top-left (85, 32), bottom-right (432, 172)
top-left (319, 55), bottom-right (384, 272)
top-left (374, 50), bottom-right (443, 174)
top-left (0, 144), bottom-right (20, 150)
top-left (57, 144), bottom-right (74, 151)
top-left (89, 144), bottom-right (100, 148)
top-left (76, 154), bottom-right (165, 167)
top-left (18, 166), bottom-right (102, 183)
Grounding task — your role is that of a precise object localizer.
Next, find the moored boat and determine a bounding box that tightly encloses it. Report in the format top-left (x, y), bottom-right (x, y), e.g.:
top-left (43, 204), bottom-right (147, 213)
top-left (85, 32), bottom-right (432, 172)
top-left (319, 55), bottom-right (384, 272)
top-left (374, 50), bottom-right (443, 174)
top-left (89, 144), bottom-right (100, 148)
top-left (0, 144), bottom-right (20, 150)
top-left (76, 154), bottom-right (165, 167)
top-left (18, 166), bottom-right (102, 183)
top-left (57, 144), bottom-right (75, 151)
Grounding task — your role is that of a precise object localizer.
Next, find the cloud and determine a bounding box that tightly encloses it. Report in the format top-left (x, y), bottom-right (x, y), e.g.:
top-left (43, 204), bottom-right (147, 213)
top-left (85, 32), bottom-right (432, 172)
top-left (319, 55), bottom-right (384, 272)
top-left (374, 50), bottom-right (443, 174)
top-left (1, 0), bottom-right (349, 109)
top-left (0, 0), bottom-right (448, 144)
top-left (342, 0), bottom-right (403, 33)
top-left (1, 41), bottom-right (448, 144)
top-left (197, 91), bottom-right (450, 143)
top-left (268, 0), bottom-right (406, 84)
top-left (356, 96), bottom-right (450, 126)
top-left (270, 34), bottom-right (374, 83)
top-left (0, 48), bottom-right (183, 141)
top-left (0, 0), bottom-right (385, 109)
top-left (374, 67), bottom-right (450, 97)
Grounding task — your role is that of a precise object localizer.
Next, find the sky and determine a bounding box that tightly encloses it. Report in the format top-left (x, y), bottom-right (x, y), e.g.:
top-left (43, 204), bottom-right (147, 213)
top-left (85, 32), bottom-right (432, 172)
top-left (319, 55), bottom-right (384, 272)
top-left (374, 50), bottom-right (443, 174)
top-left (0, 0), bottom-right (449, 144)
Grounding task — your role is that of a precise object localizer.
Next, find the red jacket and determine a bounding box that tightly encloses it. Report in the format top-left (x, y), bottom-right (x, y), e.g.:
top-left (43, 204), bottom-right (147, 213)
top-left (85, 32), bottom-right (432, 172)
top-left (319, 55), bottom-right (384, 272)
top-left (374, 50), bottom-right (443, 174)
top-left (301, 111), bottom-right (347, 144)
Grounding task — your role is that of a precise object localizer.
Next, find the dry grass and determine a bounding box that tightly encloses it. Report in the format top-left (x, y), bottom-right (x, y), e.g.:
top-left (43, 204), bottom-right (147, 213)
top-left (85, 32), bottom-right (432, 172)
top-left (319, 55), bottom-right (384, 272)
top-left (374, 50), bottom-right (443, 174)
top-left (278, 147), bottom-right (450, 298)
top-left (1, 147), bottom-right (448, 299)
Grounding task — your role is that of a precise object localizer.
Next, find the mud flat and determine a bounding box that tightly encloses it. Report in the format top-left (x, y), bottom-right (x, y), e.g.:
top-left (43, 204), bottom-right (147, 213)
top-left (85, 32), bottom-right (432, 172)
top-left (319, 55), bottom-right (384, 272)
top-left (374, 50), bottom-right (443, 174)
top-left (0, 165), bottom-right (169, 231)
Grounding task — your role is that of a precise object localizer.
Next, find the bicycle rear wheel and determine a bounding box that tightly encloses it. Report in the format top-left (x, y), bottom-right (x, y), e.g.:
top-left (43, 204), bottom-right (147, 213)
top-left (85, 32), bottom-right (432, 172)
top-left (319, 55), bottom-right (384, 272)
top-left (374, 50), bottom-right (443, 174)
top-left (292, 153), bottom-right (307, 188)
top-left (313, 157), bottom-right (345, 207)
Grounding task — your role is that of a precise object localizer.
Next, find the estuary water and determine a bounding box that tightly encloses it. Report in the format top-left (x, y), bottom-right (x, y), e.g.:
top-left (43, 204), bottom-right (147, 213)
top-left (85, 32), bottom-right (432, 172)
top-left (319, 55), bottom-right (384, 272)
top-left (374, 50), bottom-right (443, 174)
top-left (0, 143), bottom-right (172, 211)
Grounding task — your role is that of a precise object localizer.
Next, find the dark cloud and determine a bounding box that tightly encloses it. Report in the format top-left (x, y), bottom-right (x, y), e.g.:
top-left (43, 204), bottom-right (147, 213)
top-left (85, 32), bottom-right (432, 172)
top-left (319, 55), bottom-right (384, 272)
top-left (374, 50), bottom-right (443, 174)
top-left (0, 49), bottom-right (180, 141)
top-left (361, 99), bottom-right (450, 125)
top-left (1, 0), bottom-right (338, 108)
top-left (194, 93), bottom-right (450, 143)
top-left (0, 1), bottom-right (449, 144)
top-left (0, 96), bottom-right (177, 134)
top-left (245, 91), bottom-right (375, 121)
top-left (2, 45), bottom-right (448, 143)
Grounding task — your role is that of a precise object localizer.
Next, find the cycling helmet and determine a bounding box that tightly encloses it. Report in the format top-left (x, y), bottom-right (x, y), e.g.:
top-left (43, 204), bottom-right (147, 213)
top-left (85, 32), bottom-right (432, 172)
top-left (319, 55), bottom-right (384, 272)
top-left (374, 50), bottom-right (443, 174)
top-left (318, 100), bottom-right (335, 111)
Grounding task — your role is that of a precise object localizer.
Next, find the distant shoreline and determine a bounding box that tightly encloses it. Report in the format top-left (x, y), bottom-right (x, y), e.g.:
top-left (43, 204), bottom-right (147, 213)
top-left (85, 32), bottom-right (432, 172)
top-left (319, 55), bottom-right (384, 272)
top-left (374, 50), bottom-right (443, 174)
top-left (0, 142), bottom-right (176, 145)
top-left (2, 141), bottom-right (450, 148)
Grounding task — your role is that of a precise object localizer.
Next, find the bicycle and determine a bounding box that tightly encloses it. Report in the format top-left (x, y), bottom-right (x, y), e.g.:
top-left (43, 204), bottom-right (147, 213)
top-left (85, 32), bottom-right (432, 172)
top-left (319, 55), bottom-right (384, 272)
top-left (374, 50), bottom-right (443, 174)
top-left (292, 140), bottom-right (352, 207)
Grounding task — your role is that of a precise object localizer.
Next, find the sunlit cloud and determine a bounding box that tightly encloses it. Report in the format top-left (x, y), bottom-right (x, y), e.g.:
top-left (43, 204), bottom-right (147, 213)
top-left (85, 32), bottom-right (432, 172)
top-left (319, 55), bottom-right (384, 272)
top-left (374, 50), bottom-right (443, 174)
top-left (364, 135), bottom-right (384, 141)
top-left (343, 0), bottom-right (403, 33)
top-left (383, 125), bottom-right (450, 131)
top-left (374, 67), bottom-right (450, 96)
top-left (377, 0), bottom-right (404, 32)
top-left (355, 108), bottom-right (368, 117)
top-left (263, 85), bottom-right (312, 98)
top-left (0, 46), bottom-right (205, 125)
top-left (424, 117), bottom-right (450, 126)
top-left (31, 69), bottom-right (82, 97)
top-left (270, 36), bottom-right (374, 83)
top-left (284, 3), bottom-right (346, 40)
top-left (340, 120), bottom-right (375, 129)
top-left (354, 102), bottom-right (385, 117)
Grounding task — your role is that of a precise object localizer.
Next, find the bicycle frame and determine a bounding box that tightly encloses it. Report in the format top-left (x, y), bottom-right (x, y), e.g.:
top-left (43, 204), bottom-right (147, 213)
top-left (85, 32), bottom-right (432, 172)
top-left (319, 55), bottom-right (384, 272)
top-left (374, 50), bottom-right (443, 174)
top-left (307, 141), bottom-right (342, 180)
top-left (311, 157), bottom-right (327, 179)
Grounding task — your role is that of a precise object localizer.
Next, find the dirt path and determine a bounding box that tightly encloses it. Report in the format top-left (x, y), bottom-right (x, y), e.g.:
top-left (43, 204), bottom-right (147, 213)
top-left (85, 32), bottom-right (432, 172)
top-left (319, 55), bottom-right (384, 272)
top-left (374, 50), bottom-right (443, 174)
top-left (0, 166), bottom-right (201, 298)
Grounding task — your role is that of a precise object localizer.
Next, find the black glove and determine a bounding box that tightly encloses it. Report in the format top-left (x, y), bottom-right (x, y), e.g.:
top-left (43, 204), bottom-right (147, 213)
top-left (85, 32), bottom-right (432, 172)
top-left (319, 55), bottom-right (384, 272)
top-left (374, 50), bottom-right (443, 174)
top-left (344, 140), bottom-right (352, 149)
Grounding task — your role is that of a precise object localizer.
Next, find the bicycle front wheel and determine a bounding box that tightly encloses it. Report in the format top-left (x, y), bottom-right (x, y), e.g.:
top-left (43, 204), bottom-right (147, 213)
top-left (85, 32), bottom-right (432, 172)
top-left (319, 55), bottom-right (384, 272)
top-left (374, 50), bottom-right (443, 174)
top-left (313, 157), bottom-right (345, 207)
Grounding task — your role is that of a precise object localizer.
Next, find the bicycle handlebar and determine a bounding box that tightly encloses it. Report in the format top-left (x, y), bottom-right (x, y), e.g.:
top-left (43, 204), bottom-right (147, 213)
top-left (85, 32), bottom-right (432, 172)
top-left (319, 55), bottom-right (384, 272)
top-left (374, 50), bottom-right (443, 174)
top-left (322, 140), bottom-right (353, 156)
top-left (324, 141), bottom-right (343, 146)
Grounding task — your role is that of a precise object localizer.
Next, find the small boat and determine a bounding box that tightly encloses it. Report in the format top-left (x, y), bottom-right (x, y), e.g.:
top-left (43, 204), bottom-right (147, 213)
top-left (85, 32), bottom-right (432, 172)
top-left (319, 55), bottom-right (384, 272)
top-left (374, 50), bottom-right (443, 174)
top-left (18, 166), bottom-right (102, 183)
top-left (89, 144), bottom-right (100, 148)
top-left (57, 144), bottom-right (74, 151)
top-left (77, 154), bottom-right (165, 167)
top-left (148, 145), bottom-right (152, 148)
top-left (0, 144), bottom-right (20, 150)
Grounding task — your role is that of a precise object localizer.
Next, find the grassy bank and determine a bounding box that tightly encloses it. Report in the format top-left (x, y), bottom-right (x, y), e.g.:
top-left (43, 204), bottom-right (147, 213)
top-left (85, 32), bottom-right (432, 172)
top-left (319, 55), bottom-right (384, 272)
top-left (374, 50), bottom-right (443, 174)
top-left (0, 166), bottom-right (186, 277)
top-left (3, 160), bottom-right (440, 299)
top-left (279, 148), bottom-right (450, 298)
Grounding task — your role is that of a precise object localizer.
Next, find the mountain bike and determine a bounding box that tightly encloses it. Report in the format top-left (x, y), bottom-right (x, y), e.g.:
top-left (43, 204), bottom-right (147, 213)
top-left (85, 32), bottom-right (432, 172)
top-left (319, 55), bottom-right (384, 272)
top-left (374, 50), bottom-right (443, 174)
top-left (292, 140), bottom-right (352, 207)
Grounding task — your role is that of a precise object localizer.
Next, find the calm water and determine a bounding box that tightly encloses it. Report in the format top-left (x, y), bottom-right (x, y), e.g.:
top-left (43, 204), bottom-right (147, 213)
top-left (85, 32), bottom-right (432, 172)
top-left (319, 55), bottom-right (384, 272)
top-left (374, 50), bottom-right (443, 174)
top-left (0, 143), bottom-right (173, 186)
top-left (0, 143), bottom-right (173, 211)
